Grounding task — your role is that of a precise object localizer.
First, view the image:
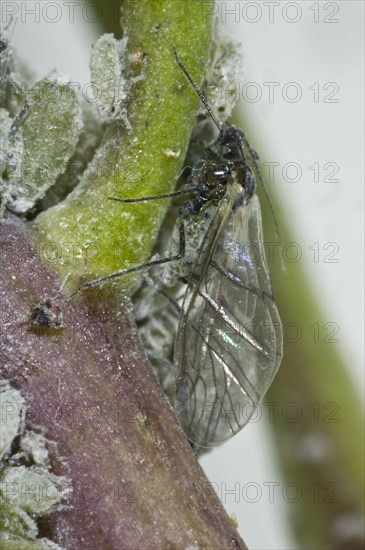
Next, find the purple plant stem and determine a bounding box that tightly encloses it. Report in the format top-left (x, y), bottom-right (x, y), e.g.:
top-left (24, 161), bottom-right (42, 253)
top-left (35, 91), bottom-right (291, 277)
top-left (0, 212), bottom-right (247, 549)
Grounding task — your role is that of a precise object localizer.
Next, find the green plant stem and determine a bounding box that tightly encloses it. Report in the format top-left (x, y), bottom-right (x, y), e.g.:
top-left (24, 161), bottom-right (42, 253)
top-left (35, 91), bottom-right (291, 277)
top-left (32, 0), bottom-right (215, 294)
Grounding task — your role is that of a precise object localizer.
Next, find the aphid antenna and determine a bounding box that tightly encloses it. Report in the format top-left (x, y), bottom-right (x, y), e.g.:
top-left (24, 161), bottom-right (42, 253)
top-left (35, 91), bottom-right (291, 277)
top-left (172, 46), bottom-right (223, 136)
top-left (247, 152), bottom-right (285, 270)
top-left (255, 162), bottom-right (282, 246)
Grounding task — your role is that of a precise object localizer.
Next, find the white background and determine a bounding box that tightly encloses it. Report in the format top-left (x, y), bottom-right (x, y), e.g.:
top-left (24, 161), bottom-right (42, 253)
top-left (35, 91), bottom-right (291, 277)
top-left (4, 1), bottom-right (364, 548)
top-left (203, 3), bottom-right (364, 549)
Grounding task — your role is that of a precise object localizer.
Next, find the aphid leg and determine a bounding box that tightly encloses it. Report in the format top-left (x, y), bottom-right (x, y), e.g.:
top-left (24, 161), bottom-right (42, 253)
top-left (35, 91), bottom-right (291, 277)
top-left (154, 286), bottom-right (181, 315)
top-left (108, 188), bottom-right (192, 203)
top-left (138, 271), bottom-right (183, 308)
top-left (68, 222), bottom-right (186, 300)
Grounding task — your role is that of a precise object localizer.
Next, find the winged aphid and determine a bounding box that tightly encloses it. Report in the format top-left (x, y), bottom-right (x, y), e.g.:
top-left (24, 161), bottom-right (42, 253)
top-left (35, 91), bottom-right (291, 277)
top-left (70, 47), bottom-right (283, 448)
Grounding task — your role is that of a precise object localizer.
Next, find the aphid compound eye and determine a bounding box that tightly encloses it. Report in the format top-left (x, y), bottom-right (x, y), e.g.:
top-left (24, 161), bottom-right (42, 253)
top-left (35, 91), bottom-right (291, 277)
top-left (69, 46), bottom-right (283, 449)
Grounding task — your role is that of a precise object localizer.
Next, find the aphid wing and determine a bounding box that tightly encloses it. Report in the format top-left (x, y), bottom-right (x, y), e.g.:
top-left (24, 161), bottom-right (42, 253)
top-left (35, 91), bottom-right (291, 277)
top-left (175, 194), bottom-right (283, 447)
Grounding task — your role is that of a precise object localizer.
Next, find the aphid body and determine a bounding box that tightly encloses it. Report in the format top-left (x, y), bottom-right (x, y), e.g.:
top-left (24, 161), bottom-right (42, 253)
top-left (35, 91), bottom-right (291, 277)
top-left (171, 124), bottom-right (282, 448)
top-left (166, 48), bottom-right (283, 448)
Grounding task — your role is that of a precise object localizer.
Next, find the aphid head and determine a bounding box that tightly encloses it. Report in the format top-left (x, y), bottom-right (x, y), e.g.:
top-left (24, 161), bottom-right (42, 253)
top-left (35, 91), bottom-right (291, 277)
top-left (218, 125), bottom-right (245, 161)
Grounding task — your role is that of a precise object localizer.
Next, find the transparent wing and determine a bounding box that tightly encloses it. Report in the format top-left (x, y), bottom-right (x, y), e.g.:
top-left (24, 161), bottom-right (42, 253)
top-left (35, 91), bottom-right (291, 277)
top-left (174, 194), bottom-right (283, 448)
